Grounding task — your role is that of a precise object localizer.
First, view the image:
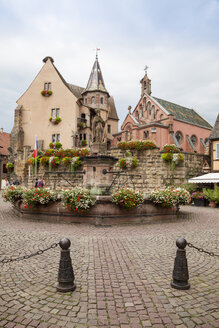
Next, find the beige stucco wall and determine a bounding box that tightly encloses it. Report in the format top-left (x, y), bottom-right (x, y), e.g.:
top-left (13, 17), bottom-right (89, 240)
top-left (212, 140), bottom-right (219, 171)
top-left (17, 59), bottom-right (78, 149)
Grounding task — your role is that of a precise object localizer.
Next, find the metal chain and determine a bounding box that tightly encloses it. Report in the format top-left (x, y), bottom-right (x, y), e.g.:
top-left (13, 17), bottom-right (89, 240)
top-left (0, 242), bottom-right (59, 264)
top-left (187, 242), bottom-right (219, 257)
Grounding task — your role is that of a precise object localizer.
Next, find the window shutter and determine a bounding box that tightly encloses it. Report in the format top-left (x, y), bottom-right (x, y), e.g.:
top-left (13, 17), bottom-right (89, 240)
top-left (216, 143), bottom-right (219, 159)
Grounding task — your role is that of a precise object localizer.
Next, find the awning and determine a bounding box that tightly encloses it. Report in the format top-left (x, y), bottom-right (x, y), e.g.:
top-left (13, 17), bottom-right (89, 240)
top-left (188, 173), bottom-right (219, 183)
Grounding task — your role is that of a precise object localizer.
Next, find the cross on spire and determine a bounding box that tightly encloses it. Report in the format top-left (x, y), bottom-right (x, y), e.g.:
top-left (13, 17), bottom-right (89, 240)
top-left (96, 48), bottom-right (100, 59)
top-left (144, 65), bottom-right (149, 75)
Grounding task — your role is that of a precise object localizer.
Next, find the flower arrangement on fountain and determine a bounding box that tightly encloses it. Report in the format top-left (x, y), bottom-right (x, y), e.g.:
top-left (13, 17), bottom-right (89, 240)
top-left (2, 186), bottom-right (25, 204)
top-left (49, 117), bottom-right (62, 125)
top-left (22, 188), bottom-right (58, 209)
top-left (118, 140), bottom-right (156, 150)
top-left (62, 187), bottom-right (96, 213)
top-left (112, 187), bottom-right (144, 209)
top-left (41, 90), bottom-right (52, 96)
top-left (148, 186), bottom-right (190, 210)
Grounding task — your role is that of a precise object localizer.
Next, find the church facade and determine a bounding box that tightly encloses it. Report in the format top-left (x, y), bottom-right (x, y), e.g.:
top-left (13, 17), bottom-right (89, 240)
top-left (10, 56), bottom-right (119, 156)
top-left (113, 72), bottom-right (212, 154)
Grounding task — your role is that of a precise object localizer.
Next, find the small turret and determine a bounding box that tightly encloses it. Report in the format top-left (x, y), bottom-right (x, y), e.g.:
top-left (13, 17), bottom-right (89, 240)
top-left (82, 54), bottom-right (109, 111)
top-left (140, 65), bottom-right (151, 96)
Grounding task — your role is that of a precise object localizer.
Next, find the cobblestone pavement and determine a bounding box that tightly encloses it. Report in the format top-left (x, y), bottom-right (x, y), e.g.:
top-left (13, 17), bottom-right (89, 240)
top-left (0, 196), bottom-right (218, 328)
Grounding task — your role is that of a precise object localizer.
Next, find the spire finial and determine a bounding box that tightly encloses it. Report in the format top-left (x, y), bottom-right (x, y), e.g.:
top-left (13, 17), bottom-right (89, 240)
top-left (96, 48), bottom-right (100, 59)
top-left (144, 65), bottom-right (149, 75)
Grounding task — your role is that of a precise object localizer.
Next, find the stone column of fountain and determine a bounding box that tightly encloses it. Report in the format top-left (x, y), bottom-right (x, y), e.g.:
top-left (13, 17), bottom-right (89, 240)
top-left (82, 141), bottom-right (117, 195)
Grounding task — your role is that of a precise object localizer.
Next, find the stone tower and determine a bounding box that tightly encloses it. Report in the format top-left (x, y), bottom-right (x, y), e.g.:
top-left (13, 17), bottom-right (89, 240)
top-left (82, 55), bottom-right (109, 112)
top-left (140, 67), bottom-right (151, 96)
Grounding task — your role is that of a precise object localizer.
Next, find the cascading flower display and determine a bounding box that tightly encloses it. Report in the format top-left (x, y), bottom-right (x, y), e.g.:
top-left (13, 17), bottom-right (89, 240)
top-left (61, 187), bottom-right (96, 213)
top-left (112, 187), bottom-right (144, 209)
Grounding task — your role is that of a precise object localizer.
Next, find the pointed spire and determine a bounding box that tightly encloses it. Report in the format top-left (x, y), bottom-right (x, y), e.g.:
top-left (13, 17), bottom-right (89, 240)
top-left (82, 56), bottom-right (109, 95)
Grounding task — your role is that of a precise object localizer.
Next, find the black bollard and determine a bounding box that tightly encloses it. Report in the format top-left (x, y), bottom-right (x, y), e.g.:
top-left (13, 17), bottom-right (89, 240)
top-left (56, 237), bottom-right (76, 292)
top-left (171, 237), bottom-right (190, 290)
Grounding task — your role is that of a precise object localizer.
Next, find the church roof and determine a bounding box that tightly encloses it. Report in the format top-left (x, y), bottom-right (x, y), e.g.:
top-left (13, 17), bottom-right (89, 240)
top-left (82, 56), bottom-right (109, 95)
top-left (153, 97), bottom-right (212, 129)
top-left (209, 113), bottom-right (219, 140)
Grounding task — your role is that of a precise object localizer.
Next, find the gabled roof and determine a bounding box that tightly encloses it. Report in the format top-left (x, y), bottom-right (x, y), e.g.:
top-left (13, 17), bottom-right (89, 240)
top-left (82, 56), bottom-right (109, 95)
top-left (153, 97), bottom-right (212, 129)
top-left (209, 113), bottom-right (219, 140)
top-left (48, 58), bottom-right (118, 120)
top-left (0, 131), bottom-right (10, 156)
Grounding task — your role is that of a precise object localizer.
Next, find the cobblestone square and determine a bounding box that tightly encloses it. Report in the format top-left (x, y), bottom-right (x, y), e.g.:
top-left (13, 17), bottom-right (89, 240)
top-left (0, 197), bottom-right (218, 327)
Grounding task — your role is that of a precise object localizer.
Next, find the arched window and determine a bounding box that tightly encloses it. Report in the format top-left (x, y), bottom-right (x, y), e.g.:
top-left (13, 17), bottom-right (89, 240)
top-left (191, 135), bottom-right (198, 146)
top-left (151, 105), bottom-right (155, 119)
top-left (144, 130), bottom-right (149, 139)
top-left (100, 97), bottom-right (104, 104)
top-left (91, 96), bottom-right (95, 104)
top-left (175, 131), bottom-right (183, 145)
top-left (160, 114), bottom-right (164, 120)
top-left (139, 105), bottom-right (143, 118)
top-left (125, 125), bottom-right (132, 141)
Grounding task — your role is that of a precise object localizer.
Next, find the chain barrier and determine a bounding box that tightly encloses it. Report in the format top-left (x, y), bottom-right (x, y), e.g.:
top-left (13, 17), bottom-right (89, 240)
top-left (187, 242), bottom-right (219, 258)
top-left (0, 242), bottom-right (59, 264)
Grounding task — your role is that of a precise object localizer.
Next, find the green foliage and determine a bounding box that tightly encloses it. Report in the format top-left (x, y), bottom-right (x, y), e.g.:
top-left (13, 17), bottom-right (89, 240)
top-left (62, 187), bottom-right (96, 212)
top-left (148, 186), bottom-right (191, 209)
top-left (2, 186), bottom-right (24, 204)
top-left (112, 188), bottom-right (144, 209)
top-left (203, 188), bottom-right (219, 203)
top-left (81, 140), bottom-right (88, 147)
top-left (180, 183), bottom-right (197, 194)
top-left (162, 144), bottom-right (180, 153)
top-left (118, 157), bottom-right (139, 169)
top-left (117, 140), bottom-right (156, 150)
top-left (55, 142), bottom-right (62, 149)
top-left (22, 188), bottom-right (58, 209)
top-left (40, 156), bottom-right (50, 166)
top-left (162, 153), bottom-right (173, 161)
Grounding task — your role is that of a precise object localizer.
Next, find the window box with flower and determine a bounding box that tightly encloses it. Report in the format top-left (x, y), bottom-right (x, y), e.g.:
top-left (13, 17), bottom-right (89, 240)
top-left (49, 117), bottom-right (62, 125)
top-left (41, 90), bottom-right (53, 97)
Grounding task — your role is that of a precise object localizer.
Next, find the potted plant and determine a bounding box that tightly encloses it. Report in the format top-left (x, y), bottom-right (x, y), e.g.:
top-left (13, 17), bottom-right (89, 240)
top-left (203, 188), bottom-right (219, 208)
top-left (41, 90), bottom-right (53, 97)
top-left (49, 117), bottom-right (62, 124)
top-left (81, 140), bottom-right (88, 147)
top-left (191, 191), bottom-right (208, 207)
top-left (6, 162), bottom-right (14, 172)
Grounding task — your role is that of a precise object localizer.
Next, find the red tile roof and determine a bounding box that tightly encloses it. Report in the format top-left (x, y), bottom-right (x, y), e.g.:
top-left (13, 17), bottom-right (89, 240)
top-left (0, 132), bottom-right (10, 156)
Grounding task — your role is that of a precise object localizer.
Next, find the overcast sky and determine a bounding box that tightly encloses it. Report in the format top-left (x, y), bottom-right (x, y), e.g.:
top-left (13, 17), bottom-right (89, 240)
top-left (0, 0), bottom-right (219, 133)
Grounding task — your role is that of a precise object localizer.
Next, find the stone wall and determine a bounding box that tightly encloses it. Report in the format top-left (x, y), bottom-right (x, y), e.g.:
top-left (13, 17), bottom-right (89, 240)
top-left (109, 148), bottom-right (209, 193)
top-left (12, 147), bottom-right (209, 192)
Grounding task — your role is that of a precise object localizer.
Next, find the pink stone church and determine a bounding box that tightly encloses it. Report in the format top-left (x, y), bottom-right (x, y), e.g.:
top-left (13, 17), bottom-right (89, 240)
top-left (113, 70), bottom-right (212, 154)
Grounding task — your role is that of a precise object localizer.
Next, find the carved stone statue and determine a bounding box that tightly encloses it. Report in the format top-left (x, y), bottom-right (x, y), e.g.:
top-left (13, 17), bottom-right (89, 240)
top-left (92, 111), bottom-right (105, 143)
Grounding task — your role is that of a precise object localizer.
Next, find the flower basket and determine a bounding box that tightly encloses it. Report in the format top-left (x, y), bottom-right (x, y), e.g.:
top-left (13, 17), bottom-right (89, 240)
top-left (112, 188), bottom-right (143, 209)
top-left (117, 140), bottom-right (156, 151)
top-left (41, 90), bottom-right (52, 97)
top-left (77, 122), bottom-right (86, 129)
top-left (118, 157), bottom-right (138, 170)
top-left (49, 117), bottom-right (62, 124)
top-left (62, 187), bottom-right (96, 213)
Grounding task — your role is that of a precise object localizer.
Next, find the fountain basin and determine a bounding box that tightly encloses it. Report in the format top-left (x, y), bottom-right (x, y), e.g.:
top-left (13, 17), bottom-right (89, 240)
top-left (13, 196), bottom-right (180, 225)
